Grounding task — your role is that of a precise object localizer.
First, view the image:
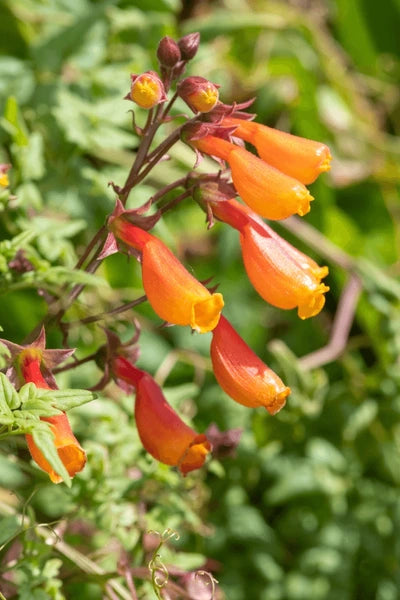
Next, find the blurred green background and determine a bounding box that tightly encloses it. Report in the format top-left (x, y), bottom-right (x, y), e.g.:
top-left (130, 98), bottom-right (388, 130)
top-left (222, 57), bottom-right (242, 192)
top-left (0, 0), bottom-right (400, 598)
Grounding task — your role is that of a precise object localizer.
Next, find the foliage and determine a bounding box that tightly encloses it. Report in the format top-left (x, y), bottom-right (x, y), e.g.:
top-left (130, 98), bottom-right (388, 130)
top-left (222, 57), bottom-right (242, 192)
top-left (0, 0), bottom-right (399, 599)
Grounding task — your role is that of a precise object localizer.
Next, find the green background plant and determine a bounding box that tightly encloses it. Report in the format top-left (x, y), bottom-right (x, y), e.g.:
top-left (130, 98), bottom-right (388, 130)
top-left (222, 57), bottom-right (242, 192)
top-left (0, 0), bottom-right (399, 598)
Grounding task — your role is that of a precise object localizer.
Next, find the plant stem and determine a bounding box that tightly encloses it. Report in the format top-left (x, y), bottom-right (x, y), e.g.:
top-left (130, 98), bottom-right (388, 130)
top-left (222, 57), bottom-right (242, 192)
top-left (64, 295), bottom-right (147, 328)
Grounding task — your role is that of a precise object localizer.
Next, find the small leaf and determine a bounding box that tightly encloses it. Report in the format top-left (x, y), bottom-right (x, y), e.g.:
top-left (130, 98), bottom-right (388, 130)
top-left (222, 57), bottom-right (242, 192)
top-left (20, 399), bottom-right (63, 417)
top-left (31, 427), bottom-right (71, 487)
top-left (0, 372), bottom-right (20, 410)
top-left (37, 388), bottom-right (97, 411)
top-left (19, 382), bottom-right (38, 404)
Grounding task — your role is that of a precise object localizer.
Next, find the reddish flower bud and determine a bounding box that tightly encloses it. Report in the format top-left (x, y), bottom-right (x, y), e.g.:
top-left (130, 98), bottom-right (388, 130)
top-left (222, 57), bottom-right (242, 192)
top-left (128, 71), bottom-right (167, 109)
top-left (178, 76), bottom-right (219, 113)
top-left (110, 218), bottom-right (224, 333)
top-left (191, 135), bottom-right (313, 220)
top-left (210, 316), bottom-right (290, 414)
top-left (223, 117), bottom-right (332, 185)
top-left (211, 199), bottom-right (329, 319)
top-left (19, 349), bottom-right (86, 484)
top-left (157, 36), bottom-right (181, 68)
top-left (0, 163), bottom-right (11, 188)
top-left (178, 32), bottom-right (200, 60)
top-left (113, 356), bottom-right (211, 475)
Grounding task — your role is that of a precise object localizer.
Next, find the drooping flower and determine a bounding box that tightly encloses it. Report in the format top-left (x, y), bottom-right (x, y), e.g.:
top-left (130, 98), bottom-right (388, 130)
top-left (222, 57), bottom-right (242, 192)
top-left (178, 77), bottom-right (220, 113)
top-left (210, 316), bottom-right (290, 413)
top-left (113, 356), bottom-right (211, 475)
top-left (110, 217), bottom-right (224, 333)
top-left (127, 71), bottom-right (167, 109)
top-left (19, 348), bottom-right (86, 484)
top-left (210, 198), bottom-right (329, 319)
top-left (222, 117), bottom-right (332, 185)
top-left (191, 135), bottom-right (313, 220)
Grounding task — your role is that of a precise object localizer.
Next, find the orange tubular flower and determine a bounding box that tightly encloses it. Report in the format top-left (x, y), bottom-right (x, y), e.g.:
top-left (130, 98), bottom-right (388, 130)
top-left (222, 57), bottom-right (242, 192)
top-left (192, 135), bottom-right (313, 220)
top-left (211, 199), bottom-right (329, 319)
top-left (223, 117), bottom-right (332, 185)
top-left (113, 356), bottom-right (211, 475)
top-left (210, 316), bottom-right (290, 414)
top-left (110, 218), bottom-right (224, 333)
top-left (20, 349), bottom-right (86, 484)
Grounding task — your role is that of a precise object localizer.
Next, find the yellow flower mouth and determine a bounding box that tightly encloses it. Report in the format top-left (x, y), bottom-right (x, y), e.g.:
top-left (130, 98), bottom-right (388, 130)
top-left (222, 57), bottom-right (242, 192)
top-left (188, 87), bottom-right (219, 113)
top-left (0, 173), bottom-right (9, 187)
top-left (131, 78), bottom-right (161, 108)
top-left (318, 151), bottom-right (332, 174)
top-left (191, 292), bottom-right (224, 333)
top-left (298, 283), bottom-right (330, 319)
top-left (296, 190), bottom-right (314, 217)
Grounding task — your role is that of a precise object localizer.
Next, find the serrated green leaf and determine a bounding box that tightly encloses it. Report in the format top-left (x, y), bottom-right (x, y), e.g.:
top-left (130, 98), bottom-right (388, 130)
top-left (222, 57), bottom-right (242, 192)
top-left (0, 372), bottom-right (21, 410)
top-left (19, 382), bottom-right (38, 404)
top-left (20, 400), bottom-right (63, 417)
top-left (38, 388), bottom-right (97, 411)
top-left (31, 427), bottom-right (71, 487)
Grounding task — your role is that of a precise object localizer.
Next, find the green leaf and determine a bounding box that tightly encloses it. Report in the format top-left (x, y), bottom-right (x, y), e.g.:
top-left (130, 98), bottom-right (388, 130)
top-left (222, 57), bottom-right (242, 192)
top-left (31, 427), bottom-right (71, 487)
top-left (37, 388), bottom-right (97, 411)
top-left (19, 382), bottom-right (38, 404)
top-left (0, 515), bottom-right (21, 548)
top-left (2, 95), bottom-right (28, 146)
top-left (19, 400), bottom-right (63, 418)
top-left (0, 372), bottom-right (21, 410)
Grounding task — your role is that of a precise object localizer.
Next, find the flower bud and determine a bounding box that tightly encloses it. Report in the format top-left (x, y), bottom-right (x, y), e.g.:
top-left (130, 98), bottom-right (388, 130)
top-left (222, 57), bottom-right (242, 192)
top-left (157, 36), bottom-right (181, 68)
top-left (0, 163), bottom-right (11, 188)
top-left (178, 76), bottom-right (219, 113)
top-left (113, 356), bottom-right (211, 475)
top-left (128, 71), bottom-right (167, 109)
top-left (178, 32), bottom-right (200, 60)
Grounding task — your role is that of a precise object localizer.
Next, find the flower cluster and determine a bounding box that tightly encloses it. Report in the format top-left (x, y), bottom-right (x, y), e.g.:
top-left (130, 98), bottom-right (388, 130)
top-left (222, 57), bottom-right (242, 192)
top-left (0, 32), bottom-right (332, 483)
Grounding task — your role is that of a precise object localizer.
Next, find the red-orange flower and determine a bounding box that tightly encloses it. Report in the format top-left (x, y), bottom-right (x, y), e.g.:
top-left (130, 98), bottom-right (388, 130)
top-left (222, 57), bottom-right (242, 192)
top-left (192, 135), bottom-right (313, 220)
top-left (223, 117), bottom-right (332, 185)
top-left (113, 356), bottom-right (211, 475)
top-left (210, 316), bottom-right (290, 414)
top-left (211, 199), bottom-right (329, 319)
top-left (20, 349), bottom-right (86, 484)
top-left (110, 218), bottom-right (224, 333)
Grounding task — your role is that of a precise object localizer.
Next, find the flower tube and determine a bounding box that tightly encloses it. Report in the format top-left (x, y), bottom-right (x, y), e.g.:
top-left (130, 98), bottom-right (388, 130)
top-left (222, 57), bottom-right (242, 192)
top-left (19, 349), bottom-right (86, 484)
top-left (210, 199), bottom-right (329, 319)
top-left (113, 356), bottom-right (211, 475)
top-left (210, 316), bottom-right (290, 414)
top-left (110, 218), bottom-right (224, 333)
top-left (223, 117), bottom-right (332, 185)
top-left (192, 135), bottom-right (313, 220)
